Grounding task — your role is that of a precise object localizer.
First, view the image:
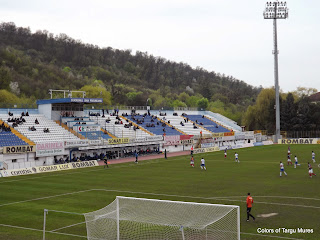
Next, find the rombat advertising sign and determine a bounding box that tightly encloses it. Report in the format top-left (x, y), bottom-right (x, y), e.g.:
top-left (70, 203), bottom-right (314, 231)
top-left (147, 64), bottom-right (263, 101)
top-left (0, 160), bottom-right (99, 178)
top-left (278, 138), bottom-right (318, 144)
top-left (3, 145), bottom-right (35, 154)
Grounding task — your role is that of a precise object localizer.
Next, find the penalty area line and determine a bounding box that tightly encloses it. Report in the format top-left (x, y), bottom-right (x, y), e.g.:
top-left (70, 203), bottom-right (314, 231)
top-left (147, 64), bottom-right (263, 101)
top-left (0, 223), bottom-right (87, 239)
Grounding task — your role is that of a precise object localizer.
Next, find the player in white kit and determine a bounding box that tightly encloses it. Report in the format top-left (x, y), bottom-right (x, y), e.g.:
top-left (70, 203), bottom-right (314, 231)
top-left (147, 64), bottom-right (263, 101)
top-left (280, 161), bottom-right (287, 177)
top-left (294, 156), bottom-right (300, 168)
top-left (235, 152), bottom-right (239, 163)
top-left (200, 157), bottom-right (206, 170)
top-left (312, 151), bottom-right (316, 163)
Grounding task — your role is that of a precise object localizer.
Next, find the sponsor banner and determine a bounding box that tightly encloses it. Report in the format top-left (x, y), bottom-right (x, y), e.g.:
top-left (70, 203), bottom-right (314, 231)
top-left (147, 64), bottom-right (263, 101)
top-left (245, 131), bottom-right (255, 140)
top-left (36, 149), bottom-right (64, 157)
top-left (131, 136), bottom-right (164, 143)
top-left (262, 140), bottom-right (273, 145)
top-left (89, 140), bottom-right (103, 145)
top-left (65, 140), bottom-right (89, 148)
top-left (232, 143), bottom-right (254, 149)
top-left (201, 138), bottom-right (214, 143)
top-left (70, 98), bottom-right (103, 103)
top-left (235, 133), bottom-right (245, 140)
top-left (75, 125), bottom-right (100, 132)
top-left (108, 138), bottom-right (130, 145)
top-left (180, 135), bottom-right (193, 140)
top-left (180, 139), bottom-right (194, 145)
top-left (279, 138), bottom-right (318, 144)
top-left (254, 142), bottom-right (264, 146)
top-left (219, 145), bottom-right (233, 151)
top-left (70, 161), bottom-right (99, 169)
top-left (0, 160), bottom-right (99, 178)
top-left (212, 133), bottom-right (224, 138)
top-left (37, 142), bottom-right (64, 150)
top-left (224, 132), bottom-right (235, 136)
top-left (3, 145), bottom-right (35, 154)
top-left (223, 136), bottom-right (235, 141)
top-left (36, 141), bottom-right (64, 157)
top-left (194, 146), bottom-right (220, 154)
top-left (201, 143), bottom-right (214, 148)
top-left (164, 135), bottom-right (180, 146)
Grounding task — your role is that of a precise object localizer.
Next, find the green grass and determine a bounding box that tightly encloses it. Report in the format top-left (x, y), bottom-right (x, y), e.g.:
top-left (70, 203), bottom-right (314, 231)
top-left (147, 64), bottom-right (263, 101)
top-left (0, 144), bottom-right (319, 240)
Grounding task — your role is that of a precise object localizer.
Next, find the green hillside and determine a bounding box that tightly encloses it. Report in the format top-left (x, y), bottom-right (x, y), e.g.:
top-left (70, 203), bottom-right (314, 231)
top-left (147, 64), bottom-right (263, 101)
top-left (0, 22), bottom-right (261, 122)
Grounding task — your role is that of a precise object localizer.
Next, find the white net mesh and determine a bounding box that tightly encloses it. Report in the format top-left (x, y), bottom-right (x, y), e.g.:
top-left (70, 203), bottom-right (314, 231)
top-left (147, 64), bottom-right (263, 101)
top-left (84, 196), bottom-right (239, 240)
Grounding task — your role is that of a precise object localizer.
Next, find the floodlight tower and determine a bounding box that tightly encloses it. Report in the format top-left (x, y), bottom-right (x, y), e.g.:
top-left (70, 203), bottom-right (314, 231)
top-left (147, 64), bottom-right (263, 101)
top-left (263, 1), bottom-right (288, 142)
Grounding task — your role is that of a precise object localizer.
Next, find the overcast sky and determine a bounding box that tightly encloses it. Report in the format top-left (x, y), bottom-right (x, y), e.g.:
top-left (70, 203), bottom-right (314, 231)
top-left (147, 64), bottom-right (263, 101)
top-left (1, 0), bottom-right (319, 92)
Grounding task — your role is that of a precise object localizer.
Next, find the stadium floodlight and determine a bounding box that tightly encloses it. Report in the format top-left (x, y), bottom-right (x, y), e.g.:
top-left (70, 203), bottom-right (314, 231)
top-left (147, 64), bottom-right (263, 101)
top-left (84, 196), bottom-right (240, 240)
top-left (263, 1), bottom-right (288, 142)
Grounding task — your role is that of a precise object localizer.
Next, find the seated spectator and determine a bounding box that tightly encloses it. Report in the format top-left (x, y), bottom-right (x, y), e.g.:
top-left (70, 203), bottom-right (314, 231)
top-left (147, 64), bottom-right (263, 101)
top-left (35, 118), bottom-right (39, 124)
top-left (26, 112), bottom-right (29, 116)
top-left (202, 115), bottom-right (204, 118)
top-left (21, 112), bottom-right (25, 117)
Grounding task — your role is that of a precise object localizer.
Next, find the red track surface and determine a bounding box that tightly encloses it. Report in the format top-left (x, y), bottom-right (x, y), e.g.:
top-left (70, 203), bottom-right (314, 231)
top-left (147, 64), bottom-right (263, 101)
top-left (97, 151), bottom-right (191, 166)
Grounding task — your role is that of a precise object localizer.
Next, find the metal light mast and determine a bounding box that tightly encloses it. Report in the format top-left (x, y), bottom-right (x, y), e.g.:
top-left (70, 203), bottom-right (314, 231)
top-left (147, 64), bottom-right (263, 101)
top-left (263, 1), bottom-right (288, 142)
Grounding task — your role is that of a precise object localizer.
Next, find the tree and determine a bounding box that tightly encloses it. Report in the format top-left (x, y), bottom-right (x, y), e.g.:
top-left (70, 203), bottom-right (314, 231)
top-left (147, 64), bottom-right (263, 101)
top-left (280, 93), bottom-right (296, 131)
top-left (79, 85), bottom-right (112, 106)
top-left (242, 88), bottom-right (275, 131)
top-left (293, 87), bottom-right (317, 98)
top-left (197, 97), bottom-right (209, 110)
top-left (0, 66), bottom-right (12, 90)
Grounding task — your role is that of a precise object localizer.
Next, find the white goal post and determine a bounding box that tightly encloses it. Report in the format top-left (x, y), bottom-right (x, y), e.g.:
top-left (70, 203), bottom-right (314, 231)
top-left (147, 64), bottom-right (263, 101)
top-left (84, 196), bottom-right (240, 240)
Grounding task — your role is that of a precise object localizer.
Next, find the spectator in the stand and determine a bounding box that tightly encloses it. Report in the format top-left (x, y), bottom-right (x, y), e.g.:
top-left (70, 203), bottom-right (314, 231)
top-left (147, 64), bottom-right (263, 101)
top-left (35, 118), bottom-right (39, 124)
top-left (26, 112), bottom-right (29, 116)
top-left (21, 112), bottom-right (25, 117)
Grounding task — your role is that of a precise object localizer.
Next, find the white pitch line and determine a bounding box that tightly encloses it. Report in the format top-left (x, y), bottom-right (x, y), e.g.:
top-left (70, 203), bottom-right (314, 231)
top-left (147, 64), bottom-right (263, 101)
top-left (0, 223), bottom-right (87, 238)
top-left (91, 189), bottom-right (320, 209)
top-left (1, 188), bottom-right (320, 210)
top-left (0, 189), bottom-right (94, 207)
top-left (51, 221), bottom-right (86, 232)
top-left (0, 222), bottom-right (303, 240)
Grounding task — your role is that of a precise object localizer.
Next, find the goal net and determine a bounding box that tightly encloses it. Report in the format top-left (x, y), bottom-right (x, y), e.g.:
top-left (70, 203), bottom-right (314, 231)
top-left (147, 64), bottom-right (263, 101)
top-left (84, 196), bottom-right (240, 240)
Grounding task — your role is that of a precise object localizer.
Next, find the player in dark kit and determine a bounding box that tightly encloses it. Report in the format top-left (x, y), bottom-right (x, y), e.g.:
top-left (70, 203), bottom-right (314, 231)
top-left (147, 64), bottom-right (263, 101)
top-left (104, 158), bottom-right (109, 168)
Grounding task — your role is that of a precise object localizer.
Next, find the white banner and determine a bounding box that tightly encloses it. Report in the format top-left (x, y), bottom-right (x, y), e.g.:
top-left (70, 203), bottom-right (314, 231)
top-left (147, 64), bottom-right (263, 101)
top-left (36, 141), bottom-right (64, 157)
top-left (65, 140), bottom-right (89, 148)
top-left (201, 143), bottom-right (214, 148)
top-left (89, 140), bottom-right (103, 145)
top-left (74, 125), bottom-right (100, 132)
top-left (0, 160), bottom-right (99, 178)
top-left (131, 136), bottom-right (164, 143)
top-left (164, 135), bottom-right (180, 146)
top-left (193, 146), bottom-right (220, 154)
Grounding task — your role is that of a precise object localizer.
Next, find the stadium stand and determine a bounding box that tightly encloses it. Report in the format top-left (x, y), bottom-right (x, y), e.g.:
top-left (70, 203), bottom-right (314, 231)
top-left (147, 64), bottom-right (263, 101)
top-left (0, 113), bottom-right (82, 143)
top-left (128, 114), bottom-right (183, 136)
top-left (162, 115), bottom-right (211, 136)
top-left (0, 120), bottom-right (33, 146)
top-left (184, 114), bottom-right (231, 133)
top-left (206, 112), bottom-right (241, 132)
top-left (90, 115), bottom-right (152, 138)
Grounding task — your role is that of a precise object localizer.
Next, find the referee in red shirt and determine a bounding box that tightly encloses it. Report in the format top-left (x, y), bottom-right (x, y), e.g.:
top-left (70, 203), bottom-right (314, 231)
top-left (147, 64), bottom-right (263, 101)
top-left (246, 193), bottom-right (255, 221)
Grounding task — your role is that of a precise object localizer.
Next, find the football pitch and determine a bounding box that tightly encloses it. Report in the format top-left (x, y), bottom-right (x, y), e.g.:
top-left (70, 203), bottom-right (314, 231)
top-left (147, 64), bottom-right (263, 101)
top-left (0, 145), bottom-right (319, 240)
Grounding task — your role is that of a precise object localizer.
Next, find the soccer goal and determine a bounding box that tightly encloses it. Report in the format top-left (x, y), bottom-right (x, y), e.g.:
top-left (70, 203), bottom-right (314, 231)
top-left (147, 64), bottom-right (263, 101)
top-left (84, 196), bottom-right (240, 240)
